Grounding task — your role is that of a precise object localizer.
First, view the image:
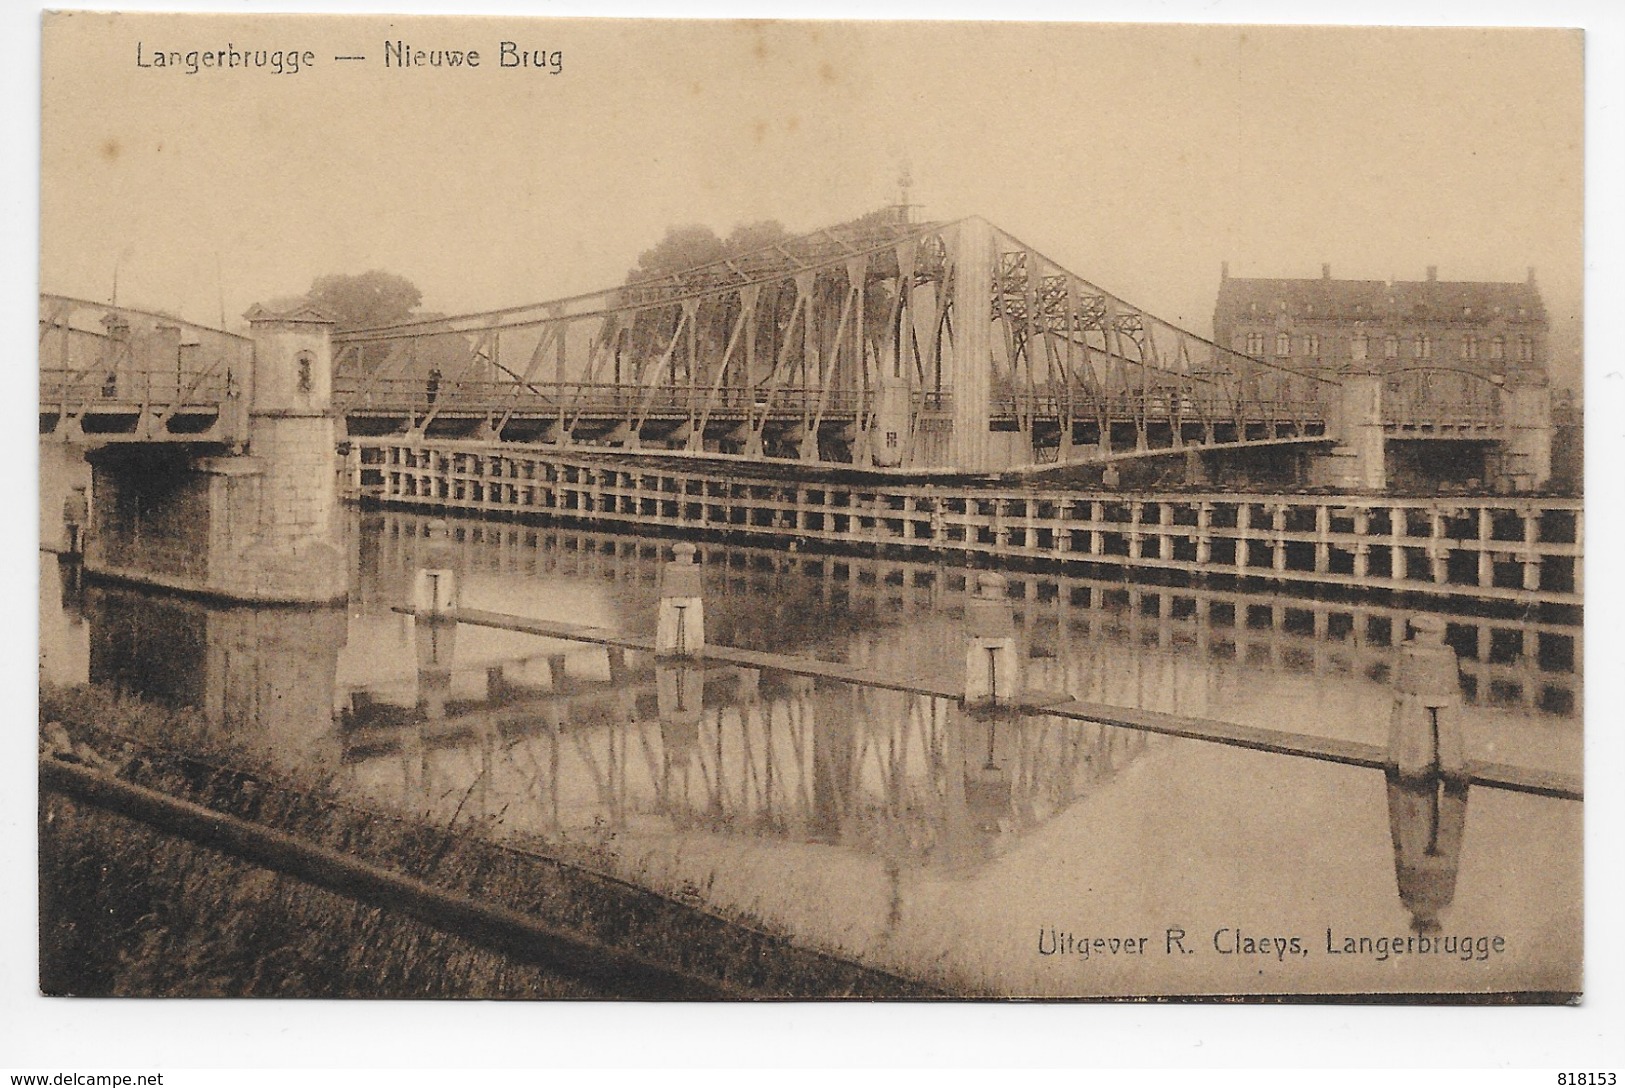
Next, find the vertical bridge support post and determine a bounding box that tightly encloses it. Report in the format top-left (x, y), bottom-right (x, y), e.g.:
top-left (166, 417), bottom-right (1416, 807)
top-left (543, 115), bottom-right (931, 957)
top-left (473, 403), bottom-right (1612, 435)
top-left (1314, 369), bottom-right (1387, 491)
top-left (1503, 369), bottom-right (1553, 491)
top-left (949, 217), bottom-right (995, 472)
top-left (225, 303), bottom-right (348, 602)
top-left (963, 572), bottom-right (1021, 707)
top-left (1388, 615), bottom-right (1466, 780)
top-left (657, 542), bottom-right (706, 658)
top-left (870, 376), bottom-right (910, 468)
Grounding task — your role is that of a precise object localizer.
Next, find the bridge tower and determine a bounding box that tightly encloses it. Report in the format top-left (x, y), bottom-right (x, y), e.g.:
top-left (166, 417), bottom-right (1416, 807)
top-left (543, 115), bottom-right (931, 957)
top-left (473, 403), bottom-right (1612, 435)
top-left (1313, 369), bottom-right (1388, 491)
top-left (949, 217), bottom-right (995, 471)
top-left (84, 303), bottom-right (348, 603)
top-left (1503, 367), bottom-right (1553, 490)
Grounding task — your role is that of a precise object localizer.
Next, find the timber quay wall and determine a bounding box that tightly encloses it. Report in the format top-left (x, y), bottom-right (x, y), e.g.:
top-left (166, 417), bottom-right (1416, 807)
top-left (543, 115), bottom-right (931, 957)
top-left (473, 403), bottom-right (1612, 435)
top-left (347, 439), bottom-right (1584, 611)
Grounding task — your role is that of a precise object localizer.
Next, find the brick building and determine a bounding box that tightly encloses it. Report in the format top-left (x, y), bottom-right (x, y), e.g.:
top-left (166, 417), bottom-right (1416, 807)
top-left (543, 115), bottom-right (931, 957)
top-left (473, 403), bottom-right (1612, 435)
top-left (1212, 263), bottom-right (1548, 382)
top-left (1213, 265), bottom-right (1553, 491)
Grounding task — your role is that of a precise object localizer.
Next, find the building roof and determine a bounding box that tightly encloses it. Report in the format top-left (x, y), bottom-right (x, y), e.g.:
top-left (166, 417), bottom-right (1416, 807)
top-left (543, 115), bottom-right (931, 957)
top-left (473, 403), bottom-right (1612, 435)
top-left (242, 302), bottom-right (335, 325)
top-left (1214, 273), bottom-right (1546, 325)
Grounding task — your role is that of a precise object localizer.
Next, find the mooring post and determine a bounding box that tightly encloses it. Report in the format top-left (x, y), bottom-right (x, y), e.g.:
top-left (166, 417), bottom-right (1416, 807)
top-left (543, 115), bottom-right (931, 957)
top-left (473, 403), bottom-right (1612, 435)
top-left (963, 571), bottom-right (1021, 708)
top-left (412, 518), bottom-right (461, 710)
top-left (1388, 615), bottom-right (1466, 780)
top-left (412, 519), bottom-right (460, 616)
top-left (657, 541), bottom-right (706, 658)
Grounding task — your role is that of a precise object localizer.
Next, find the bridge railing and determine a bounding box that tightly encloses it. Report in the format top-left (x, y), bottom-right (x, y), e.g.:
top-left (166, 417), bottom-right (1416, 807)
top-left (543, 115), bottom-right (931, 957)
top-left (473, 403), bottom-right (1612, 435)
top-left (39, 296), bottom-right (249, 420)
top-left (40, 365), bottom-right (230, 413)
top-left (1380, 368), bottom-right (1506, 430)
top-left (338, 374), bottom-right (1347, 433)
top-left (337, 376), bottom-right (884, 419)
top-left (995, 392), bottom-right (1330, 426)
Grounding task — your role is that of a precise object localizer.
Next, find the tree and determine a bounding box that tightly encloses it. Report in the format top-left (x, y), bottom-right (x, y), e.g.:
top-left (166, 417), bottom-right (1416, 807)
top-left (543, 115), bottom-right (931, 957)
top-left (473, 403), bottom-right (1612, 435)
top-left (625, 225), bottom-right (729, 285)
top-left (723, 219), bottom-right (789, 259)
top-left (298, 271), bottom-right (473, 388)
top-left (305, 270), bottom-right (423, 332)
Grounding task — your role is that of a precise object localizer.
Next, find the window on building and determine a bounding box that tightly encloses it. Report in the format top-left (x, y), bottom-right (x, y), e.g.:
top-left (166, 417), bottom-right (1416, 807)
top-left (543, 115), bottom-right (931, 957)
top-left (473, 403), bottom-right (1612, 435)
top-left (297, 352), bottom-right (313, 394)
top-left (1351, 332), bottom-right (1368, 362)
top-left (1489, 336), bottom-right (1505, 362)
top-left (1413, 335), bottom-right (1431, 360)
top-left (1275, 332), bottom-right (1291, 356)
top-left (1383, 334), bottom-right (1398, 360)
top-left (1462, 334), bottom-right (1478, 361)
top-left (1246, 332), bottom-right (1264, 355)
top-left (1304, 333), bottom-right (1320, 356)
top-left (1518, 335), bottom-right (1534, 363)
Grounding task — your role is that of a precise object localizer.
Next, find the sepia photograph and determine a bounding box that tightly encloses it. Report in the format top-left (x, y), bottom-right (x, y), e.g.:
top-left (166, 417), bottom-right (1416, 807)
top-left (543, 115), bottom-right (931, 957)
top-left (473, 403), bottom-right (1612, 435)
top-left (32, 8), bottom-right (1591, 1015)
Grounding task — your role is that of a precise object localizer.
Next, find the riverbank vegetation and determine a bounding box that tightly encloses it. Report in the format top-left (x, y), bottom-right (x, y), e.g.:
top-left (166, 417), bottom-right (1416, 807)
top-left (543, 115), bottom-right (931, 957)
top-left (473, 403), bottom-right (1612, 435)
top-left (38, 682), bottom-right (938, 999)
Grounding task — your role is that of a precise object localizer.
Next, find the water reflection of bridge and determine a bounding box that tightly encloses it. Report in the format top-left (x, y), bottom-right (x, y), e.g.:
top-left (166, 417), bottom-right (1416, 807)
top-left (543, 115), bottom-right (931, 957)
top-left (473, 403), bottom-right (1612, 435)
top-left (341, 652), bottom-right (1152, 873)
top-left (361, 513), bottom-right (1582, 719)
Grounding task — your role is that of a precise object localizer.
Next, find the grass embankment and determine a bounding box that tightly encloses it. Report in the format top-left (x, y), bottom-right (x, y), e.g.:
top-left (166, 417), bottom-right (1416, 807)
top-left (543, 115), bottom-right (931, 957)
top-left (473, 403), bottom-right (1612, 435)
top-left (39, 683), bottom-right (939, 999)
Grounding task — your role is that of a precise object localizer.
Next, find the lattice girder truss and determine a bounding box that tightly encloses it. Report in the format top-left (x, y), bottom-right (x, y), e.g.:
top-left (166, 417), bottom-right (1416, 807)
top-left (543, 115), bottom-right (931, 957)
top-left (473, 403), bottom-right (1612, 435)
top-left (38, 294), bottom-right (252, 439)
top-left (329, 215), bottom-right (1338, 468)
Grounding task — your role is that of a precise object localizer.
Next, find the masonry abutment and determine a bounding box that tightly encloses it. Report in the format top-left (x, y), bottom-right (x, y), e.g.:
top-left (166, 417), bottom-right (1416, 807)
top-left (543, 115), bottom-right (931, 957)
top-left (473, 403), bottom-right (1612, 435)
top-left (1504, 371), bottom-right (1554, 491)
top-left (1313, 369), bottom-right (1387, 491)
top-left (84, 303), bottom-right (348, 604)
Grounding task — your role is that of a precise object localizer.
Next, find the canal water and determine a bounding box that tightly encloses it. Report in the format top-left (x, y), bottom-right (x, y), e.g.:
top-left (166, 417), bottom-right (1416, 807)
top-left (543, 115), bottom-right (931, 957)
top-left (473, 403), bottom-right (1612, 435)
top-left (40, 487), bottom-right (1584, 997)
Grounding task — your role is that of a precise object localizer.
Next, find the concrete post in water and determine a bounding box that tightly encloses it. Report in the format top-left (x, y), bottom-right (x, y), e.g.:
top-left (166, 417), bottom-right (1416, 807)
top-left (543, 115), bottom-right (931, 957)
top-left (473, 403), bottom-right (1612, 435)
top-left (657, 541), bottom-right (705, 658)
top-left (412, 518), bottom-right (460, 715)
top-left (414, 601), bottom-right (457, 714)
top-left (1388, 615), bottom-right (1466, 780)
top-left (412, 518), bottom-right (460, 616)
top-left (964, 572), bottom-right (1021, 707)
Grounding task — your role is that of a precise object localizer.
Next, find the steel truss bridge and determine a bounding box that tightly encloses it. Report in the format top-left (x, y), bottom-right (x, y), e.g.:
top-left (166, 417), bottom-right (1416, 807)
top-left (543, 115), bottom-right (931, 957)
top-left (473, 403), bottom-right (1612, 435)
top-left (40, 214), bottom-right (1516, 472)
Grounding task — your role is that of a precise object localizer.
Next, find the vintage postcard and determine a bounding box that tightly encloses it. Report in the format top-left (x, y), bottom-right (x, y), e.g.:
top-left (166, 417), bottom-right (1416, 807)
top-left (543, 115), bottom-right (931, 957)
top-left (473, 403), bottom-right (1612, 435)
top-left (37, 12), bottom-right (1584, 1002)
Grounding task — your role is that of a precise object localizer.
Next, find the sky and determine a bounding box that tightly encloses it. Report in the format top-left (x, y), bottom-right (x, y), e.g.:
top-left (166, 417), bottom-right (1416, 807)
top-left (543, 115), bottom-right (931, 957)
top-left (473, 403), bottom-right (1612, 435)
top-left (40, 16), bottom-right (1584, 387)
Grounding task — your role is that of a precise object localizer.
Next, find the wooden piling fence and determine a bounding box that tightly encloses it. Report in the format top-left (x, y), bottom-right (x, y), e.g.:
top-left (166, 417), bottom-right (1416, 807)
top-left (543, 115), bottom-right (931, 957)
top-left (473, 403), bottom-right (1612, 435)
top-left (352, 438), bottom-right (1584, 609)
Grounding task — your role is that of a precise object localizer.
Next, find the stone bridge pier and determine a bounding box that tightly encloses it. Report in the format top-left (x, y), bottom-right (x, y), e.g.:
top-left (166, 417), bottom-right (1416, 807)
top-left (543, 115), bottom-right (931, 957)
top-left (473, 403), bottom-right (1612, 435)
top-left (1311, 368), bottom-right (1554, 493)
top-left (1314, 369), bottom-right (1387, 491)
top-left (84, 304), bottom-right (347, 604)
